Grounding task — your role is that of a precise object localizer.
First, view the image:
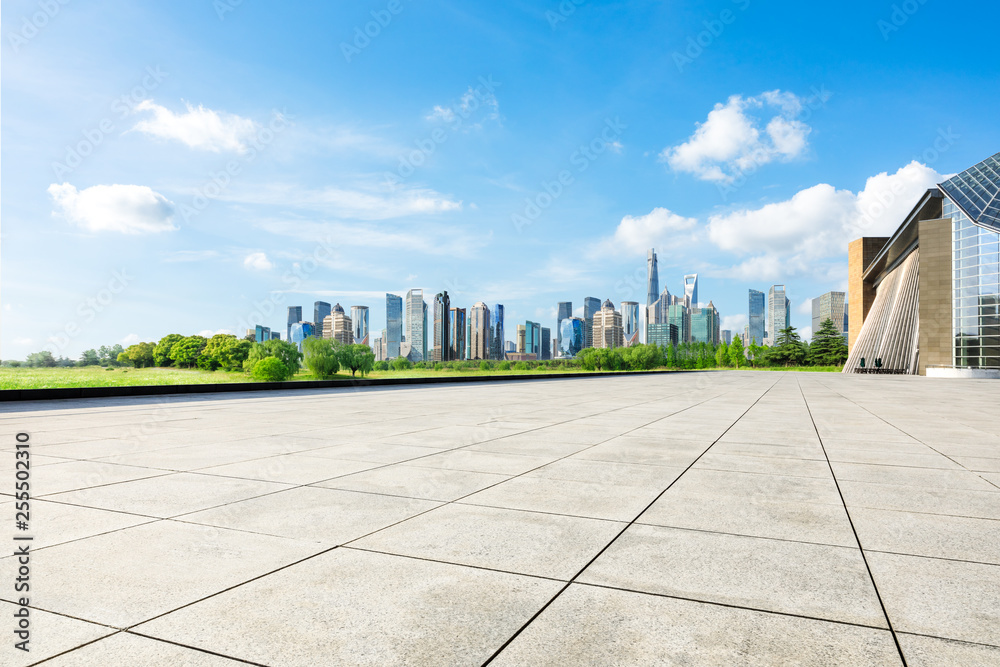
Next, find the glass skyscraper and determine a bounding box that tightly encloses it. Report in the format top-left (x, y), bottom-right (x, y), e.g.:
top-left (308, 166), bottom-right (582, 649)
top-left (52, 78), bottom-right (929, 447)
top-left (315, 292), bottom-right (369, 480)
top-left (289, 322), bottom-right (313, 352)
top-left (647, 248), bottom-right (659, 307)
top-left (949, 197), bottom-right (1000, 369)
top-left (767, 285), bottom-right (790, 345)
top-left (558, 317), bottom-right (585, 358)
top-left (490, 304), bottom-right (505, 360)
top-left (556, 301), bottom-right (572, 355)
top-left (286, 306), bottom-right (302, 342)
top-left (541, 327), bottom-right (551, 360)
top-left (433, 291), bottom-right (451, 361)
top-left (684, 273), bottom-right (699, 307)
top-left (583, 296), bottom-right (600, 348)
top-left (386, 293), bottom-right (403, 359)
top-left (314, 301), bottom-right (331, 337)
top-left (748, 289), bottom-right (766, 346)
top-left (666, 303), bottom-right (690, 344)
top-left (812, 292), bottom-right (847, 340)
top-left (621, 301), bottom-right (639, 347)
top-left (450, 307), bottom-right (466, 361)
top-left (405, 289), bottom-right (425, 362)
top-left (525, 321), bottom-right (541, 356)
top-left (351, 306), bottom-right (369, 346)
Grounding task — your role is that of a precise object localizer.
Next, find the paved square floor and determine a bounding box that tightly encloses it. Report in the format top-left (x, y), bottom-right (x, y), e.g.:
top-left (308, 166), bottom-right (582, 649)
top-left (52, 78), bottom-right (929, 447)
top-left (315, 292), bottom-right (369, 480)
top-left (2, 371), bottom-right (999, 665)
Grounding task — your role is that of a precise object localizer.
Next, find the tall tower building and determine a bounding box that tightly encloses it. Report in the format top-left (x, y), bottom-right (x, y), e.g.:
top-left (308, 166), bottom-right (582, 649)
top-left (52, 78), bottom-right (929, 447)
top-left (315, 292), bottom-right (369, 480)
top-left (691, 301), bottom-right (720, 345)
top-left (621, 301), bottom-right (639, 347)
top-left (766, 285), bottom-right (790, 346)
top-left (748, 289), bottom-right (766, 346)
top-left (516, 325), bottom-right (526, 354)
top-left (559, 317), bottom-right (585, 358)
top-left (524, 321), bottom-right (541, 356)
top-left (470, 302), bottom-right (491, 360)
top-left (351, 306), bottom-right (369, 346)
top-left (314, 301), bottom-right (331, 338)
top-left (450, 307), bottom-right (466, 361)
top-left (385, 294), bottom-right (403, 358)
top-left (684, 273), bottom-right (699, 307)
top-left (647, 248), bottom-right (659, 307)
top-left (540, 327), bottom-right (551, 360)
top-left (405, 289), bottom-right (425, 362)
top-left (490, 304), bottom-right (505, 360)
top-left (812, 291), bottom-right (848, 340)
top-left (593, 299), bottom-right (624, 349)
top-left (556, 301), bottom-right (573, 356)
top-left (286, 306), bottom-right (302, 342)
top-left (433, 291), bottom-right (451, 361)
top-left (583, 296), bottom-right (601, 348)
top-left (323, 304), bottom-right (354, 345)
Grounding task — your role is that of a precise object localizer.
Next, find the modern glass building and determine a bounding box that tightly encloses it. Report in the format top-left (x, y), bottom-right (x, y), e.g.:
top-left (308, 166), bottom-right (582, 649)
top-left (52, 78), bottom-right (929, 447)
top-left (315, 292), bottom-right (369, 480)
top-left (490, 304), bottom-right (505, 360)
top-left (289, 321), bottom-right (313, 352)
top-left (351, 306), bottom-right (369, 346)
top-left (385, 293), bottom-right (403, 359)
top-left (748, 289), bottom-right (765, 346)
top-left (690, 301), bottom-right (720, 345)
top-left (647, 323), bottom-right (679, 347)
top-left (433, 291), bottom-right (451, 361)
top-left (405, 289), bottom-right (425, 362)
top-left (647, 248), bottom-right (659, 307)
top-left (540, 327), bottom-right (551, 360)
top-left (254, 325), bottom-right (270, 343)
top-left (812, 292), bottom-right (847, 341)
top-left (847, 151), bottom-right (1000, 376)
top-left (450, 307), bottom-right (466, 361)
top-left (556, 301), bottom-right (572, 355)
top-left (470, 302), bottom-right (490, 360)
top-left (666, 303), bottom-right (690, 344)
top-left (525, 321), bottom-right (541, 357)
top-left (314, 301), bottom-right (331, 337)
top-left (684, 273), bottom-right (698, 307)
top-left (621, 301), bottom-right (639, 347)
top-left (583, 296), bottom-right (600, 348)
top-left (766, 285), bottom-right (790, 346)
top-left (286, 306), bottom-right (302, 342)
top-left (558, 317), bottom-right (585, 358)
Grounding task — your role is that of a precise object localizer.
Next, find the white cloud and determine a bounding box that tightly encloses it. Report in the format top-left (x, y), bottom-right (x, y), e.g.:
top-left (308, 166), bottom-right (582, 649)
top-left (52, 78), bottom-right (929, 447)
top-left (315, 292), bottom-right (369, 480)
top-left (607, 140), bottom-right (624, 154)
top-left (610, 207), bottom-right (698, 256)
top-left (707, 161), bottom-right (947, 279)
top-left (198, 328), bottom-right (234, 337)
top-left (48, 183), bottom-right (177, 234)
top-left (13, 337), bottom-right (33, 346)
top-left (800, 325), bottom-right (813, 343)
top-left (131, 100), bottom-right (258, 153)
top-left (662, 91), bottom-right (812, 182)
top-left (243, 252), bottom-right (273, 271)
top-left (221, 182), bottom-right (462, 220)
top-left (797, 299), bottom-right (814, 315)
top-left (426, 105), bottom-right (456, 123)
top-left (426, 87), bottom-right (502, 129)
top-left (722, 314), bottom-right (747, 334)
top-left (121, 334), bottom-right (140, 346)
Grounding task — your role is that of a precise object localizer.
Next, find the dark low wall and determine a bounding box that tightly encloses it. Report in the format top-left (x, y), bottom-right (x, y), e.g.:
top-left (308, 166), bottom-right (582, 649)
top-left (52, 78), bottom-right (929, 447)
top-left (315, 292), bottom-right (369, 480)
top-left (0, 369), bottom-right (674, 402)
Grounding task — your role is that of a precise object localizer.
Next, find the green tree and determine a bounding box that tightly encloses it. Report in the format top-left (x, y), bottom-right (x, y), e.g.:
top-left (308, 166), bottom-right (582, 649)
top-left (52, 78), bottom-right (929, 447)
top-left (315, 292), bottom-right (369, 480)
top-left (302, 337), bottom-right (341, 379)
top-left (154, 334), bottom-right (184, 366)
top-left (252, 356), bottom-right (293, 382)
top-left (244, 339), bottom-right (302, 378)
top-left (200, 334), bottom-right (250, 371)
top-left (715, 343), bottom-right (729, 367)
top-left (728, 336), bottom-right (745, 368)
top-left (338, 344), bottom-right (376, 377)
top-left (26, 351), bottom-right (57, 367)
top-left (169, 336), bottom-right (208, 368)
top-left (769, 326), bottom-right (808, 367)
top-left (80, 349), bottom-right (101, 366)
top-left (391, 356), bottom-right (412, 371)
top-left (374, 360), bottom-right (390, 371)
top-left (808, 318), bottom-right (849, 366)
top-left (123, 342), bottom-right (156, 368)
top-left (497, 360), bottom-right (511, 370)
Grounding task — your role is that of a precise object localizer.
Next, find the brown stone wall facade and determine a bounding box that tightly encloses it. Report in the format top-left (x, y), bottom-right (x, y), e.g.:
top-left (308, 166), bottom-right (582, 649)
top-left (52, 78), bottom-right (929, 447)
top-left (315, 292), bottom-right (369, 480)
top-left (848, 237), bottom-right (890, 352)
top-left (918, 218), bottom-right (953, 374)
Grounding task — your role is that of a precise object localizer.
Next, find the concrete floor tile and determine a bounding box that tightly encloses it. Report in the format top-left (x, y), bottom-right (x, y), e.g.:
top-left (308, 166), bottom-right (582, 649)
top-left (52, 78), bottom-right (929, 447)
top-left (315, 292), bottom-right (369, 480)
top-left (898, 633), bottom-right (1000, 667)
top-left (579, 524), bottom-right (886, 627)
top-left (491, 584), bottom-right (902, 666)
top-left (197, 454), bottom-right (380, 484)
top-left (831, 462), bottom-right (999, 491)
top-left (134, 548), bottom-right (562, 667)
top-left (23, 521), bottom-right (323, 627)
top-left (0, 601), bottom-right (115, 667)
top-left (851, 506), bottom-right (1000, 564)
top-left (839, 480), bottom-right (1000, 520)
top-left (43, 632), bottom-right (247, 665)
top-left (461, 475), bottom-right (663, 521)
top-left (867, 551), bottom-right (1000, 646)
top-left (0, 500), bottom-right (152, 552)
top-left (695, 452), bottom-right (833, 478)
top-left (46, 473), bottom-right (291, 518)
top-left (316, 464), bottom-right (509, 501)
top-left (25, 460), bottom-right (169, 497)
top-left (181, 486), bottom-right (440, 544)
top-left (351, 503), bottom-right (624, 579)
top-left (527, 458), bottom-right (683, 488)
top-left (302, 441), bottom-right (447, 463)
top-left (402, 449), bottom-right (552, 475)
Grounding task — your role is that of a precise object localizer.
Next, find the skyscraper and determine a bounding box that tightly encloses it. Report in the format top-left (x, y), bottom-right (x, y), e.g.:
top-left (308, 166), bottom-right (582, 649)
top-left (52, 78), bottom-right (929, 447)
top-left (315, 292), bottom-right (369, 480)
top-left (351, 306), bottom-right (369, 346)
top-left (748, 289), bottom-right (766, 346)
top-left (593, 299), bottom-right (624, 349)
top-left (583, 296), bottom-right (600, 348)
top-left (286, 306), bottom-right (302, 342)
top-left (541, 327), bottom-right (551, 360)
top-left (405, 289), bottom-right (425, 362)
top-left (812, 291), bottom-right (848, 341)
top-left (691, 301), bottom-right (720, 345)
top-left (525, 321), bottom-right (541, 356)
top-left (559, 317), bottom-right (585, 358)
top-left (556, 301), bottom-right (572, 356)
top-left (516, 325), bottom-right (526, 354)
top-left (621, 301), bottom-right (639, 347)
top-left (289, 322), bottom-right (314, 352)
top-left (323, 304), bottom-right (354, 345)
top-left (470, 302), bottom-right (491, 360)
top-left (684, 273), bottom-right (699, 307)
top-left (314, 301), bottom-right (331, 337)
top-left (490, 304), bottom-right (505, 360)
top-left (450, 307), bottom-right (466, 360)
top-left (385, 293), bottom-right (403, 358)
top-left (433, 291), bottom-right (450, 361)
top-left (766, 285), bottom-right (790, 346)
top-left (647, 248), bottom-right (659, 307)
top-left (667, 303), bottom-right (690, 343)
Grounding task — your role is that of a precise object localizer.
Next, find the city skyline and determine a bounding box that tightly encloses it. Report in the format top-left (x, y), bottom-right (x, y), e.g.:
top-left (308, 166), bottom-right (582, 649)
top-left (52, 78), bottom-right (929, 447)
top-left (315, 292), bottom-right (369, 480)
top-left (4, 2), bottom-right (998, 360)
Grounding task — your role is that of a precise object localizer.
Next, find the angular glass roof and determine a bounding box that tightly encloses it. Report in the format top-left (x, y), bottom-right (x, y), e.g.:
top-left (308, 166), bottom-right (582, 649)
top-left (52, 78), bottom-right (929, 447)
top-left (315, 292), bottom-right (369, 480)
top-left (939, 151), bottom-right (1000, 232)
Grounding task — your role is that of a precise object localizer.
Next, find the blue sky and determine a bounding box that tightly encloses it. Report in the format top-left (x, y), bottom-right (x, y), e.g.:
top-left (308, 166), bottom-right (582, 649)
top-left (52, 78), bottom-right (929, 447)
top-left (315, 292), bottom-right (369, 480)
top-left (3, 0), bottom-right (998, 358)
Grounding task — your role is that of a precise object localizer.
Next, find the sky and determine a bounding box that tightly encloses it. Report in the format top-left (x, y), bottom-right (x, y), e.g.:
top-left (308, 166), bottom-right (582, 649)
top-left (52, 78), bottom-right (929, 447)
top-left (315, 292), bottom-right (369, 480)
top-left (3, 0), bottom-right (999, 358)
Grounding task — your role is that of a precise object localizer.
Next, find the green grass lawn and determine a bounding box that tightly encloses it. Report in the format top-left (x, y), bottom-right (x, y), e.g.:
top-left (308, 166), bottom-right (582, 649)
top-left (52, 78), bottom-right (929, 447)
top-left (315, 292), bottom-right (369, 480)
top-left (0, 364), bottom-right (843, 390)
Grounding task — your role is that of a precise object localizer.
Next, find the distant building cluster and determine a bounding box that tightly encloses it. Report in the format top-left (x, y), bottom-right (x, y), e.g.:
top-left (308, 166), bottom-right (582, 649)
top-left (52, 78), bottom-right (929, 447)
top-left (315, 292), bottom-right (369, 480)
top-left (248, 246), bottom-right (854, 362)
